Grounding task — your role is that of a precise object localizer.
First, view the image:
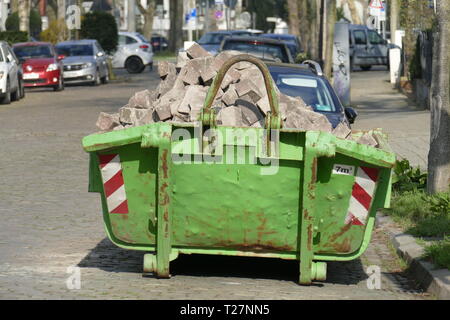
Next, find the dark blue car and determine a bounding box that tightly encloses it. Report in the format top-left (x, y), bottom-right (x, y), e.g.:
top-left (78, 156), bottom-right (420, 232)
top-left (197, 30), bottom-right (256, 55)
top-left (262, 34), bottom-right (303, 59)
top-left (267, 62), bottom-right (357, 128)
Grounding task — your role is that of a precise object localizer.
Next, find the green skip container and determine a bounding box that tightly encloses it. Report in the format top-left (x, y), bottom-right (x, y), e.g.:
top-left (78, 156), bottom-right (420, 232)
top-left (82, 56), bottom-right (395, 284)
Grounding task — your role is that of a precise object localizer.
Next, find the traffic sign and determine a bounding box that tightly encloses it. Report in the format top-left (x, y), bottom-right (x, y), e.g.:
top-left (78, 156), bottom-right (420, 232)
top-left (369, 0), bottom-right (384, 16)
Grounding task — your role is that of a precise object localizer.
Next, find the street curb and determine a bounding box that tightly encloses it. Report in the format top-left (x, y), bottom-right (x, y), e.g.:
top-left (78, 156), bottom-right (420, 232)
top-left (377, 214), bottom-right (450, 300)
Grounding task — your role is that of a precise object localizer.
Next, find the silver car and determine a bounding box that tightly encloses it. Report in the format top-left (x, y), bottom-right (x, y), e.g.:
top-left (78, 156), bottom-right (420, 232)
top-left (56, 40), bottom-right (109, 85)
top-left (112, 32), bottom-right (154, 73)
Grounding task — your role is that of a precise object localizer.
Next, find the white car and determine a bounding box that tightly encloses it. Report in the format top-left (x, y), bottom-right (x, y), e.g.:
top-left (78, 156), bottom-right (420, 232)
top-left (112, 32), bottom-right (154, 73)
top-left (0, 41), bottom-right (24, 104)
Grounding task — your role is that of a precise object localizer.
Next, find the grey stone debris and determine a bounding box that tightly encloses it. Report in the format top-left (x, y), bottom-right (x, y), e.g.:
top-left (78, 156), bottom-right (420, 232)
top-left (96, 112), bottom-right (120, 131)
top-left (94, 50), bottom-right (381, 149)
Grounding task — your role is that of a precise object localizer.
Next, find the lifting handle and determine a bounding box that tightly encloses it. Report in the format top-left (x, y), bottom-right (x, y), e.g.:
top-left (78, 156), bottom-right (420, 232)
top-left (200, 54), bottom-right (282, 129)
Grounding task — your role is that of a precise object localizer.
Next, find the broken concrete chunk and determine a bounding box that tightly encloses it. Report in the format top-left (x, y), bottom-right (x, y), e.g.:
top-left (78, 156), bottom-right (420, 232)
top-left (96, 112), bottom-right (120, 131)
top-left (177, 85), bottom-right (208, 118)
top-left (234, 79), bottom-right (262, 103)
top-left (176, 51), bottom-right (189, 70)
top-left (158, 61), bottom-right (176, 79)
top-left (190, 56), bottom-right (217, 83)
top-left (332, 122), bottom-right (352, 139)
top-left (357, 133), bottom-right (379, 147)
top-left (186, 43), bottom-right (212, 59)
top-left (217, 106), bottom-right (244, 127)
top-left (179, 62), bottom-right (201, 85)
top-left (128, 90), bottom-right (153, 109)
top-left (236, 95), bottom-right (264, 126)
top-left (221, 84), bottom-right (239, 106)
top-left (256, 95), bottom-right (271, 114)
top-left (154, 103), bottom-right (172, 121)
top-left (119, 106), bottom-right (148, 125)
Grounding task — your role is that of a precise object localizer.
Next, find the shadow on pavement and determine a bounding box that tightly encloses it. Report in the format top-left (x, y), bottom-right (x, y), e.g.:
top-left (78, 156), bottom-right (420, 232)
top-left (77, 238), bottom-right (368, 285)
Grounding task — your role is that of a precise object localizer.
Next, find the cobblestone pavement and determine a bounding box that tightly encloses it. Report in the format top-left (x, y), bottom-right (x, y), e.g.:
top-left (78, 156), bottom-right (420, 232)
top-left (0, 68), bottom-right (430, 299)
top-left (351, 67), bottom-right (430, 169)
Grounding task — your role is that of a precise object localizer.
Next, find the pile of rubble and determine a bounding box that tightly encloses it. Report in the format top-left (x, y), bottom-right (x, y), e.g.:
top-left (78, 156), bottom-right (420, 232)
top-left (95, 44), bottom-right (379, 148)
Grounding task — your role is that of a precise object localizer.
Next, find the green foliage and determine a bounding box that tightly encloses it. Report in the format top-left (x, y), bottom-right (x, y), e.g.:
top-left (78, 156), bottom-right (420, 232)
top-left (427, 192), bottom-right (450, 214)
top-left (80, 11), bottom-right (118, 54)
top-left (5, 10), bottom-right (42, 38)
top-left (0, 31), bottom-right (28, 45)
top-left (5, 12), bottom-right (19, 31)
top-left (423, 237), bottom-right (450, 270)
top-left (29, 9), bottom-right (42, 38)
top-left (40, 19), bottom-right (69, 44)
top-left (295, 52), bottom-right (311, 64)
top-left (336, 7), bottom-right (346, 22)
top-left (392, 159), bottom-right (427, 192)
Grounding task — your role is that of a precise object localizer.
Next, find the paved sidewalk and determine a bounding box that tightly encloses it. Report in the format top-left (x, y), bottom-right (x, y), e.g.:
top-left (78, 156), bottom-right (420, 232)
top-left (351, 68), bottom-right (430, 169)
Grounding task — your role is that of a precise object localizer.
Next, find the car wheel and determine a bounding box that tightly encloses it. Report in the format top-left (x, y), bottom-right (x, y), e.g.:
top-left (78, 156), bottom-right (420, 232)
top-left (125, 56), bottom-right (144, 74)
top-left (53, 77), bottom-right (64, 91)
top-left (11, 86), bottom-right (19, 102)
top-left (361, 65), bottom-right (372, 71)
top-left (101, 72), bottom-right (109, 84)
top-left (1, 80), bottom-right (11, 105)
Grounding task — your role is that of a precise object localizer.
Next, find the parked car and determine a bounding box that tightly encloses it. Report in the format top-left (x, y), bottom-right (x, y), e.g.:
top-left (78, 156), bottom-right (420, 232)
top-left (55, 40), bottom-right (109, 86)
top-left (261, 33), bottom-right (303, 58)
top-left (220, 36), bottom-right (294, 64)
top-left (112, 32), bottom-right (154, 73)
top-left (267, 61), bottom-right (357, 128)
top-left (0, 41), bottom-right (24, 104)
top-left (349, 24), bottom-right (389, 71)
top-left (196, 30), bottom-right (259, 55)
top-left (150, 34), bottom-right (169, 52)
top-left (13, 42), bottom-right (64, 91)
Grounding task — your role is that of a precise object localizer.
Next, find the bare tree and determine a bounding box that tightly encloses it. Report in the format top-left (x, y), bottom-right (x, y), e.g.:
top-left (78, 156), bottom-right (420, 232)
top-left (18, 0), bottom-right (30, 34)
top-left (169, 0), bottom-right (183, 53)
top-left (57, 0), bottom-right (66, 20)
top-left (323, 0), bottom-right (336, 79)
top-left (137, 0), bottom-right (156, 41)
top-left (287, 0), bottom-right (300, 37)
top-left (344, 0), bottom-right (361, 24)
top-left (389, 0), bottom-right (398, 44)
top-left (427, 0), bottom-right (450, 193)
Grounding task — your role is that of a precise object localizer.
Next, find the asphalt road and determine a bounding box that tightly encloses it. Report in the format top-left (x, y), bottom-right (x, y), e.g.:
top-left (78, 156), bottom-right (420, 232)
top-left (0, 67), bottom-right (430, 299)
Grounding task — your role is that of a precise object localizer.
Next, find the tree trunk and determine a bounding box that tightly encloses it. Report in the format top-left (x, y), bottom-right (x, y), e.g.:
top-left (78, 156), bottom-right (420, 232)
top-left (299, 0), bottom-right (310, 55)
top-left (57, 0), bottom-right (65, 20)
top-left (18, 0), bottom-right (30, 34)
top-left (427, 0), bottom-right (450, 194)
top-left (10, 0), bottom-right (18, 12)
top-left (287, 0), bottom-right (300, 37)
top-left (345, 0), bottom-right (361, 24)
top-left (137, 1), bottom-right (155, 41)
top-left (324, 0), bottom-right (336, 79)
top-left (390, 0), bottom-right (398, 44)
top-left (169, 0), bottom-right (183, 53)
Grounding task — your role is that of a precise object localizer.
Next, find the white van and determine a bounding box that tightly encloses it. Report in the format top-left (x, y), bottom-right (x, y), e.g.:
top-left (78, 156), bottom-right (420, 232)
top-left (349, 25), bottom-right (389, 71)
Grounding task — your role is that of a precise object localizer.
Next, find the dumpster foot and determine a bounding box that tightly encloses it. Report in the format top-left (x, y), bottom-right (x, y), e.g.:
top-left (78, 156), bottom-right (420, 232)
top-left (143, 251), bottom-right (179, 278)
top-left (311, 262), bottom-right (327, 281)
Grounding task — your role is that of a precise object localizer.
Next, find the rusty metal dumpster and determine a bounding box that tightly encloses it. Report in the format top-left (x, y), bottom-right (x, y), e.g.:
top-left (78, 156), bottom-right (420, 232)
top-left (82, 56), bottom-right (395, 285)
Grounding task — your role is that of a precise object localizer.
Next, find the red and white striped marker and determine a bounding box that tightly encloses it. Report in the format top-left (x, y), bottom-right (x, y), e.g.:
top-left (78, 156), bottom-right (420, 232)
top-left (345, 166), bottom-right (379, 226)
top-left (98, 154), bottom-right (129, 214)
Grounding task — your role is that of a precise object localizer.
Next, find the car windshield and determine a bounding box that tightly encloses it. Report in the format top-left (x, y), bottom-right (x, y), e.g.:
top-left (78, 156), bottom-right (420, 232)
top-left (198, 33), bottom-right (229, 44)
top-left (56, 44), bottom-right (93, 57)
top-left (222, 40), bottom-right (289, 63)
top-left (270, 72), bottom-right (339, 113)
top-left (13, 45), bottom-right (53, 59)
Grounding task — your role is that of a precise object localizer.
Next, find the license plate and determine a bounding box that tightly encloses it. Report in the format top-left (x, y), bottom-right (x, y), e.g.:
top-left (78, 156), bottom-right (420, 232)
top-left (64, 70), bottom-right (82, 77)
top-left (23, 73), bottom-right (39, 80)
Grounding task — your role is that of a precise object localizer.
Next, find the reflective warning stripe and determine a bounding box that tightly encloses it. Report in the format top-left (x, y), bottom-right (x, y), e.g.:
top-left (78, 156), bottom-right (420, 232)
top-left (345, 166), bottom-right (379, 226)
top-left (98, 154), bottom-right (129, 214)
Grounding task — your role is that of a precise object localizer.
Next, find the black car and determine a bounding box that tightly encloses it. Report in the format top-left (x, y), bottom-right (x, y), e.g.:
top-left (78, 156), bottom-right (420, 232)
top-left (267, 61), bottom-right (357, 128)
top-left (150, 35), bottom-right (169, 52)
top-left (220, 36), bottom-right (294, 64)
